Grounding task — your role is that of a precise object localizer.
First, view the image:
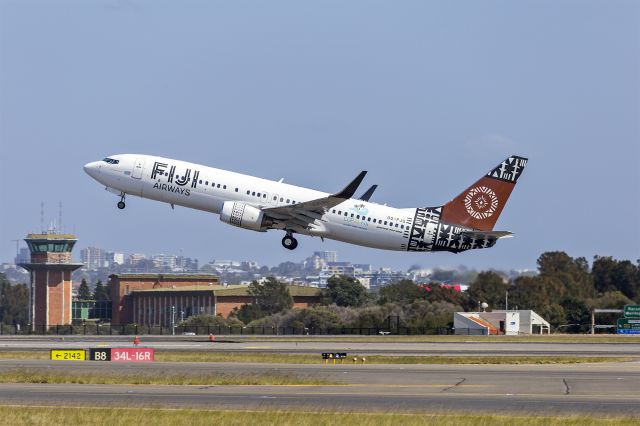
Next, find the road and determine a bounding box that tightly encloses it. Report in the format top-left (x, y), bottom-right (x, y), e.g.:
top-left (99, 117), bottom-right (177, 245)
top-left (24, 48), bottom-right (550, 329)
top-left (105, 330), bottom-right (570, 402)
top-left (1, 336), bottom-right (639, 356)
top-left (0, 359), bottom-right (639, 414)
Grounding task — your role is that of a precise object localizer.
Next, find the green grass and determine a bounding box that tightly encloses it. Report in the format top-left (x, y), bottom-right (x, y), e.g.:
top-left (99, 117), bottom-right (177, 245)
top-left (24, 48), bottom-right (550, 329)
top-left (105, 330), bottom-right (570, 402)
top-left (0, 406), bottom-right (636, 426)
top-left (0, 369), bottom-right (335, 386)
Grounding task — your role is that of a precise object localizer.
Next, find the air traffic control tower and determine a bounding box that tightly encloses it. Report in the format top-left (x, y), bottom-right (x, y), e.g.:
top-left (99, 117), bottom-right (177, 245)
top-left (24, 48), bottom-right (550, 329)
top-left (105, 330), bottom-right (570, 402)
top-left (19, 233), bottom-right (83, 330)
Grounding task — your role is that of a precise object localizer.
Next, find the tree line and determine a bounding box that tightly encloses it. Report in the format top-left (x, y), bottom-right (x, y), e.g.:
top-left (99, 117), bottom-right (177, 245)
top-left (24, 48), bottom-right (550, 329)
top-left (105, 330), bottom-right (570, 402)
top-left (2, 251), bottom-right (639, 332)
top-left (183, 252), bottom-right (639, 333)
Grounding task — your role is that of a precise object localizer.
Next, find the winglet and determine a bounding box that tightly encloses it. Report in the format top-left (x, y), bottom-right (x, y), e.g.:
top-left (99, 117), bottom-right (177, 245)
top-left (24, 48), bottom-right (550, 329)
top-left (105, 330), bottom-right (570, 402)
top-left (334, 171), bottom-right (367, 199)
top-left (359, 184), bottom-right (378, 202)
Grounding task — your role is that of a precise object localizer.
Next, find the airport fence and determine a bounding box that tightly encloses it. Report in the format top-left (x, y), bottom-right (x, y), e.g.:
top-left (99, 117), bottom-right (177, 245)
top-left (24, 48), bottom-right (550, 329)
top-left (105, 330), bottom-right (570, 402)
top-left (0, 323), bottom-right (475, 336)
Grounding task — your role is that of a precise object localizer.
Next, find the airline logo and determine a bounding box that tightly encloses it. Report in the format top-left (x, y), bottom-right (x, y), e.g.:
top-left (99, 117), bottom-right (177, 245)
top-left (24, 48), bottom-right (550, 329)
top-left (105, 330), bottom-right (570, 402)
top-left (151, 161), bottom-right (201, 196)
top-left (464, 186), bottom-right (498, 219)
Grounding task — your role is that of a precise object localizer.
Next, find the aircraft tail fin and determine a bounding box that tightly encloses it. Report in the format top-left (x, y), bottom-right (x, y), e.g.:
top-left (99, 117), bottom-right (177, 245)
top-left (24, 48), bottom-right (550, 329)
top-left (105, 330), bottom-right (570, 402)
top-left (440, 155), bottom-right (527, 231)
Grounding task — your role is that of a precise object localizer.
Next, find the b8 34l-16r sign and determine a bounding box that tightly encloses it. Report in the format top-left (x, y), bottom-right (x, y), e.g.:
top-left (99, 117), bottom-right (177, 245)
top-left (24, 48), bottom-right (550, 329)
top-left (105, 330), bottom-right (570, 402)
top-left (84, 155), bottom-right (527, 253)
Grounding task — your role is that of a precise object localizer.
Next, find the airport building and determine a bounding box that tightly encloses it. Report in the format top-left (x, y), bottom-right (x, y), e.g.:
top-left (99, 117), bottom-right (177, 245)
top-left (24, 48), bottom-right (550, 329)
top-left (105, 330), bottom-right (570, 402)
top-left (108, 273), bottom-right (221, 324)
top-left (129, 284), bottom-right (321, 326)
top-left (109, 273), bottom-right (322, 326)
top-left (453, 310), bottom-right (550, 335)
top-left (18, 233), bottom-right (84, 330)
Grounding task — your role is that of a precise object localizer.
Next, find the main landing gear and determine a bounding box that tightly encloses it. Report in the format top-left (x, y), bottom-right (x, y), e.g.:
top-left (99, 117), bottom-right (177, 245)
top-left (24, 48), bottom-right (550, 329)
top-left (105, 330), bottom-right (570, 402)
top-left (281, 232), bottom-right (298, 250)
top-left (117, 193), bottom-right (126, 210)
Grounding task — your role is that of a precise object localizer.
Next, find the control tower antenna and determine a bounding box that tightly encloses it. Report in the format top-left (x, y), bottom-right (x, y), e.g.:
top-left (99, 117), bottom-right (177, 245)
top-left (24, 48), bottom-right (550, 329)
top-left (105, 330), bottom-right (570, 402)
top-left (40, 202), bottom-right (45, 233)
top-left (58, 201), bottom-right (63, 233)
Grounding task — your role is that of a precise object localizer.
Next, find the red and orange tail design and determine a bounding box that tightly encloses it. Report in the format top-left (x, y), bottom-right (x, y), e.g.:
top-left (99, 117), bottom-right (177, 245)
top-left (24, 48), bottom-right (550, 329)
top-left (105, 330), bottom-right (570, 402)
top-left (440, 156), bottom-right (528, 231)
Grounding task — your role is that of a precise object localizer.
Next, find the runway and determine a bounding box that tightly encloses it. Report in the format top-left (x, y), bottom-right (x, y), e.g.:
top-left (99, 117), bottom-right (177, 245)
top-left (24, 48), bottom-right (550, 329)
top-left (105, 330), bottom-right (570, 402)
top-left (0, 359), bottom-right (639, 414)
top-left (1, 336), bottom-right (639, 357)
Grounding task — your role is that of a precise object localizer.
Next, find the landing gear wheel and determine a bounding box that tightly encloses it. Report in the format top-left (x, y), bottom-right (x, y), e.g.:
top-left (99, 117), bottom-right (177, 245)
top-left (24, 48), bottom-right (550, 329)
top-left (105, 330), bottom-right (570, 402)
top-left (282, 235), bottom-right (298, 250)
top-left (117, 193), bottom-right (126, 210)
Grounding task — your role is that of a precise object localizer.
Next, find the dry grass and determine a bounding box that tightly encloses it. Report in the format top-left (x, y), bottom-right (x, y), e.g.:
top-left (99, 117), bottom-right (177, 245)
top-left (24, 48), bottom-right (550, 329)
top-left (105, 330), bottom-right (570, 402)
top-left (156, 352), bottom-right (633, 365)
top-left (0, 406), bottom-right (636, 426)
top-left (0, 369), bottom-right (334, 386)
top-left (241, 335), bottom-right (640, 344)
top-left (0, 350), bottom-right (632, 365)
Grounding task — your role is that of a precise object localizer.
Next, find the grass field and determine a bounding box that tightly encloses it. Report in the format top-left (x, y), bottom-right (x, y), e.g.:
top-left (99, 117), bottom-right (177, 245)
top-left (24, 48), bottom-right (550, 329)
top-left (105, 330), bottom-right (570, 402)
top-left (0, 350), bottom-right (633, 364)
top-left (238, 334), bottom-right (640, 344)
top-left (0, 368), bottom-right (335, 386)
top-left (0, 406), bottom-right (637, 426)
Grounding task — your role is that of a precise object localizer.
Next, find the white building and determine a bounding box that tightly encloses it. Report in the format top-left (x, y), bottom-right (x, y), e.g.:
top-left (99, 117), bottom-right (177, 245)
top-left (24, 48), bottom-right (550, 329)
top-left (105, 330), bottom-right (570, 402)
top-left (454, 310), bottom-right (550, 335)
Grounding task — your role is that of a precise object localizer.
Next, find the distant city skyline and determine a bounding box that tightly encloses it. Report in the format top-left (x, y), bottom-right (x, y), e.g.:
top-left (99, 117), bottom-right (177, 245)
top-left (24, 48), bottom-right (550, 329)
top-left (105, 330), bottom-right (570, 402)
top-left (1, 1), bottom-right (638, 271)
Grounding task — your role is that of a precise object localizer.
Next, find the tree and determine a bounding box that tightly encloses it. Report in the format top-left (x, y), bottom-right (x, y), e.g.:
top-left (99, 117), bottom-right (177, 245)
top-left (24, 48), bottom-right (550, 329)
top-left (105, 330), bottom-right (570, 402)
top-left (237, 277), bottom-right (293, 323)
top-left (466, 271), bottom-right (509, 310)
top-left (78, 279), bottom-right (92, 300)
top-left (378, 280), bottom-right (424, 305)
top-left (93, 280), bottom-right (109, 301)
top-left (592, 257), bottom-right (639, 301)
top-left (324, 275), bottom-right (369, 307)
top-left (0, 273), bottom-right (28, 325)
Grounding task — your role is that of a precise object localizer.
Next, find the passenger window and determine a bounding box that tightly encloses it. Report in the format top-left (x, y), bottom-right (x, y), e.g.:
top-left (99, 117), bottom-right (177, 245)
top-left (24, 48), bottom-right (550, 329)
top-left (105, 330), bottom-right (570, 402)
top-left (367, 217), bottom-right (371, 222)
top-left (235, 188), bottom-right (239, 192)
top-left (384, 221), bottom-right (388, 225)
top-left (199, 180), bottom-right (202, 184)
top-left (217, 184), bottom-right (221, 188)
top-left (263, 194), bottom-right (266, 198)
top-left (274, 196), bottom-right (278, 201)
top-left (247, 190), bottom-right (250, 195)
top-left (280, 197), bottom-right (284, 202)
top-left (223, 185), bottom-right (227, 189)
top-left (257, 193), bottom-right (261, 197)
top-left (351, 213), bottom-right (354, 217)
top-left (373, 219), bottom-right (377, 223)
top-left (400, 225), bottom-right (404, 229)
top-left (252, 192), bottom-right (256, 196)
top-left (356, 215), bottom-right (360, 219)
top-left (344, 212), bottom-right (348, 216)
top-left (205, 181), bottom-right (209, 185)
top-left (395, 223), bottom-right (399, 228)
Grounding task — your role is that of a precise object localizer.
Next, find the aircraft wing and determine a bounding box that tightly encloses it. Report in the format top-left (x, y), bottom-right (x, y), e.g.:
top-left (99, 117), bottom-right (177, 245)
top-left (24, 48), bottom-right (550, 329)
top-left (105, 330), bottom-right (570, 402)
top-left (262, 171), bottom-right (367, 231)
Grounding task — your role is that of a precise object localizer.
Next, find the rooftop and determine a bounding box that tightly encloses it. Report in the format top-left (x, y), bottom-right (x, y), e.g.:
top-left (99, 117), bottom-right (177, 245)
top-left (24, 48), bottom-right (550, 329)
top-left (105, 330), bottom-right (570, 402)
top-left (109, 273), bottom-right (219, 281)
top-left (25, 233), bottom-right (77, 240)
top-left (131, 284), bottom-right (321, 297)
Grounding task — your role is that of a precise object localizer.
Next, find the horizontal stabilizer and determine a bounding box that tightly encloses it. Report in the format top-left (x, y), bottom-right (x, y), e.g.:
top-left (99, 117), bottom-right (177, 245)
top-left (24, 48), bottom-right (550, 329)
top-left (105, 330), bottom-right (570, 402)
top-left (461, 230), bottom-right (513, 239)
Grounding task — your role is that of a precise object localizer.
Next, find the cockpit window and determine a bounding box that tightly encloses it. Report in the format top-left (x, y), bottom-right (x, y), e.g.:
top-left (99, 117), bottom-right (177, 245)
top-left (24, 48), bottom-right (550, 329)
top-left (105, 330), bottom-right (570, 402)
top-left (102, 158), bottom-right (119, 164)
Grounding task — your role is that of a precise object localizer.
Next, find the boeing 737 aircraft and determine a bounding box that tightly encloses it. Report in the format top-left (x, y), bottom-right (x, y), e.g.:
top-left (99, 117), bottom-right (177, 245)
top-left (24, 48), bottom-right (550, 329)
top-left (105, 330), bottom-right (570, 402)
top-left (83, 155), bottom-right (527, 252)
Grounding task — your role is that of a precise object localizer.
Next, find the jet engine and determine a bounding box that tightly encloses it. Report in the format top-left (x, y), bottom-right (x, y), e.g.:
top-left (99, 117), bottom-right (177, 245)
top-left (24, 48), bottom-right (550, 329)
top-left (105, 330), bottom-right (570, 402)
top-left (220, 201), bottom-right (271, 232)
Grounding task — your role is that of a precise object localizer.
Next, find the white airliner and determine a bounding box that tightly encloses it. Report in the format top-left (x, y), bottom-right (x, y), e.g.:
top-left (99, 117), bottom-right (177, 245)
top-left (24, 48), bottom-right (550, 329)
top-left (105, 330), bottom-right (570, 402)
top-left (83, 155), bottom-right (527, 252)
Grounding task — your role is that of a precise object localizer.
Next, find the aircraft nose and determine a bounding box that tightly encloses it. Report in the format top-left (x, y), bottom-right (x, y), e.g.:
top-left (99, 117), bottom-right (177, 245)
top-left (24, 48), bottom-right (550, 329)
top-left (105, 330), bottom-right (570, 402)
top-left (83, 161), bottom-right (101, 178)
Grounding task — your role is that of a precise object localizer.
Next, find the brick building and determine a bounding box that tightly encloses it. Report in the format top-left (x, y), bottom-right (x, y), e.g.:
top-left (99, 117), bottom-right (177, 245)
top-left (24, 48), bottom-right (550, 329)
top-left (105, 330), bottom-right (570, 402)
top-left (129, 285), bottom-right (321, 326)
top-left (108, 273), bottom-right (220, 324)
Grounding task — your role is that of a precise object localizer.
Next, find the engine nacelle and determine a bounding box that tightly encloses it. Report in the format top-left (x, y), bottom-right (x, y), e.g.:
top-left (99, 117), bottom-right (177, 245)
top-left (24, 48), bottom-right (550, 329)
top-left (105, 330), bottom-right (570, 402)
top-left (220, 201), bottom-right (270, 232)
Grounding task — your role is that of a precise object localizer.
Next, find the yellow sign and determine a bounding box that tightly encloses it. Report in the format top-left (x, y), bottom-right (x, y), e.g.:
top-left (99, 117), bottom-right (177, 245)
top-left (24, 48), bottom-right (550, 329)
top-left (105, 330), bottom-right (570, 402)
top-left (50, 349), bottom-right (86, 361)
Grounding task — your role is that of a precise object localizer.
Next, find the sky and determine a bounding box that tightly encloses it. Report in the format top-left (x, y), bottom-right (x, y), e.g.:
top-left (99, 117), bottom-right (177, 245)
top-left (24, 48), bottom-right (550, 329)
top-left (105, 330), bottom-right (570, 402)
top-left (1, 0), bottom-right (639, 272)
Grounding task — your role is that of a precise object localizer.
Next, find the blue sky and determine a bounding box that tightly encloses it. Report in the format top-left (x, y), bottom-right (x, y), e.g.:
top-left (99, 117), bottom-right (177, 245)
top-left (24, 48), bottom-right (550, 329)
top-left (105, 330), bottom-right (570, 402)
top-left (1, 1), bottom-right (638, 271)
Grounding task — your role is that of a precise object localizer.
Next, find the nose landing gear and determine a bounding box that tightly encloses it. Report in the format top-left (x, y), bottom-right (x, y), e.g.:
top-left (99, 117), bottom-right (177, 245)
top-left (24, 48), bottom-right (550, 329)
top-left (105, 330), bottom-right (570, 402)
top-left (117, 193), bottom-right (126, 210)
top-left (281, 232), bottom-right (298, 250)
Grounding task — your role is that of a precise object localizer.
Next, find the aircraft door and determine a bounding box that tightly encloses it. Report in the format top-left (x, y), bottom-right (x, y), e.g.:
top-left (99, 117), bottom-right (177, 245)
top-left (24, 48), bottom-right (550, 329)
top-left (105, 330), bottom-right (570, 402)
top-left (271, 194), bottom-right (280, 206)
top-left (132, 158), bottom-right (144, 179)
